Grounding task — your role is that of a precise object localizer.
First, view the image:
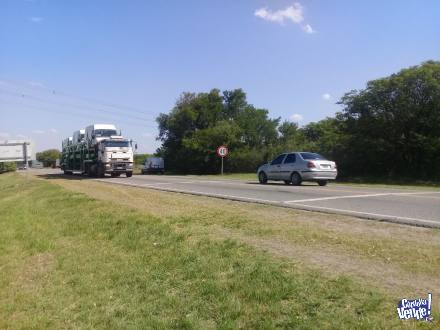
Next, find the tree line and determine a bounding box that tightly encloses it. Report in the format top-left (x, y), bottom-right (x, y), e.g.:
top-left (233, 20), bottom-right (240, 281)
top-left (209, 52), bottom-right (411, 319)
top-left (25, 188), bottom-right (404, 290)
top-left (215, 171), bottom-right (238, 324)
top-left (156, 61), bottom-right (440, 181)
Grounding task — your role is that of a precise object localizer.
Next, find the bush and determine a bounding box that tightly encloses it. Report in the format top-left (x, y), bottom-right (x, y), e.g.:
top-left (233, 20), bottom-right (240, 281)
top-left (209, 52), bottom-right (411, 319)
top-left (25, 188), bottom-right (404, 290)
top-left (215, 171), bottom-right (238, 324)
top-left (0, 162), bottom-right (17, 173)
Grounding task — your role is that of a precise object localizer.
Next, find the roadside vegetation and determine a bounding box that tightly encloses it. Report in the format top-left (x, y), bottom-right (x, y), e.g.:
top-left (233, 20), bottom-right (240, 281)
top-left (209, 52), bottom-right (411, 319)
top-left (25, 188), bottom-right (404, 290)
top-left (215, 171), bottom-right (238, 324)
top-left (36, 149), bottom-right (61, 168)
top-left (1, 173), bottom-right (439, 328)
top-left (0, 162), bottom-right (16, 173)
top-left (156, 61), bottom-right (440, 183)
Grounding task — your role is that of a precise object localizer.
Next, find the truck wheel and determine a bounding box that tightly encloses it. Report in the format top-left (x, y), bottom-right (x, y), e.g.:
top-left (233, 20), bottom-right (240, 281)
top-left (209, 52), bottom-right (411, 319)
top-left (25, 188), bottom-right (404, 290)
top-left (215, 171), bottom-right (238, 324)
top-left (97, 166), bottom-right (105, 178)
top-left (126, 172), bottom-right (133, 177)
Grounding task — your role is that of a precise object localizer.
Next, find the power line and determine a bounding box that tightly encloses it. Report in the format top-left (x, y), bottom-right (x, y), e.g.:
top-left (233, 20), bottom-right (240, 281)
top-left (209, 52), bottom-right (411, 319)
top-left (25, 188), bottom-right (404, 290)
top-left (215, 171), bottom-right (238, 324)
top-left (1, 80), bottom-right (161, 117)
top-left (0, 98), bottom-right (157, 129)
top-left (0, 89), bottom-right (157, 123)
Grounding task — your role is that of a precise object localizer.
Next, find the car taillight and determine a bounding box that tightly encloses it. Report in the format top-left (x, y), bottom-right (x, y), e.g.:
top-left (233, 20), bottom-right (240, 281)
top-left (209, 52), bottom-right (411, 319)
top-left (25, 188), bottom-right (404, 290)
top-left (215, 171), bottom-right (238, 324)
top-left (307, 161), bottom-right (316, 168)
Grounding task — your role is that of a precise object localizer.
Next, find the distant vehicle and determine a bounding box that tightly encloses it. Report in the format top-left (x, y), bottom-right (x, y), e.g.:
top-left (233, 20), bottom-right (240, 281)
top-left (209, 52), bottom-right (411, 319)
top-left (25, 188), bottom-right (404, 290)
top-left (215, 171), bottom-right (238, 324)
top-left (257, 152), bottom-right (337, 186)
top-left (141, 157), bottom-right (164, 174)
top-left (18, 164), bottom-right (27, 170)
top-left (61, 123), bottom-right (135, 177)
top-left (31, 160), bottom-right (44, 168)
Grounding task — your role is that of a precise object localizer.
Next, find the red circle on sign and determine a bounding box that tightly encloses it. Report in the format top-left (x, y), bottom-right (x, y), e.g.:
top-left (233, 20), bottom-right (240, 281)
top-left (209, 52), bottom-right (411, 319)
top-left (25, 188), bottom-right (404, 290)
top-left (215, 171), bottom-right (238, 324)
top-left (216, 145), bottom-right (229, 157)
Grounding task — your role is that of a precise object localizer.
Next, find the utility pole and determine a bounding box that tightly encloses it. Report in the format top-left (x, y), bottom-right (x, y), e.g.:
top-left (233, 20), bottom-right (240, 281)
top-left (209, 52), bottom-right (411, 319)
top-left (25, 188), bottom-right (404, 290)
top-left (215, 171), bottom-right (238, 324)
top-left (22, 142), bottom-right (28, 169)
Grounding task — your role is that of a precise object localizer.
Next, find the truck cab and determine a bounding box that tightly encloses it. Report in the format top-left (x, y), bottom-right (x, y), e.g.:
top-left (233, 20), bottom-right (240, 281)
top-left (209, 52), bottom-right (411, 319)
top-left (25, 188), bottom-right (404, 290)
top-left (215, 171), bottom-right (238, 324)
top-left (99, 138), bottom-right (134, 176)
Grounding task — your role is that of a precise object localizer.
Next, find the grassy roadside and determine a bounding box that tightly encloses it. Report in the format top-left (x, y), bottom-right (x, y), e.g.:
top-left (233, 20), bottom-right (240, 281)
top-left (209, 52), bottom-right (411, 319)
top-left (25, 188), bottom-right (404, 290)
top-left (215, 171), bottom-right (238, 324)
top-left (1, 173), bottom-right (439, 328)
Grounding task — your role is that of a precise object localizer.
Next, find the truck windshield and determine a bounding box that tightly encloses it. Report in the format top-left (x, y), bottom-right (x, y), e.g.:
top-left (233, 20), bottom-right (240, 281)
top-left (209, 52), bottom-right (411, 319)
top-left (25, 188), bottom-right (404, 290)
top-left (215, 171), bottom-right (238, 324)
top-left (94, 129), bottom-right (117, 137)
top-left (103, 141), bottom-right (130, 148)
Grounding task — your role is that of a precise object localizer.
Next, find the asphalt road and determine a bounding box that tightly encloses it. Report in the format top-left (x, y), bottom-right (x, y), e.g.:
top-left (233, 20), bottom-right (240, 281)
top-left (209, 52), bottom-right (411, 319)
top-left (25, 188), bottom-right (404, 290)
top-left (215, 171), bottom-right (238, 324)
top-left (88, 173), bottom-right (440, 228)
top-left (26, 169), bottom-right (440, 228)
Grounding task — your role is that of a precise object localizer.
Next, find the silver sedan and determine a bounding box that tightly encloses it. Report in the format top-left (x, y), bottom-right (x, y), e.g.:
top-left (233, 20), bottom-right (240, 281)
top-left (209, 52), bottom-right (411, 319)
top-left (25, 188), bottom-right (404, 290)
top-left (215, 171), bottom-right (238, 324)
top-left (257, 152), bottom-right (337, 186)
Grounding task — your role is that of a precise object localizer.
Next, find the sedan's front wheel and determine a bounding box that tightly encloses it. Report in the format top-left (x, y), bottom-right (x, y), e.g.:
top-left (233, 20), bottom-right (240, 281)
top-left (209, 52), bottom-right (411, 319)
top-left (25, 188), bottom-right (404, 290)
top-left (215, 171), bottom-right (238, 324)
top-left (258, 172), bottom-right (268, 184)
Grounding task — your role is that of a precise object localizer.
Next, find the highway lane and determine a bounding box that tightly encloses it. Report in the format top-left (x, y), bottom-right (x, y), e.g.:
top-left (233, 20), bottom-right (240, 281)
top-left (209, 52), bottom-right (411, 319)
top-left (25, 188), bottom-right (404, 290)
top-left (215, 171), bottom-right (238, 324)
top-left (93, 174), bottom-right (440, 228)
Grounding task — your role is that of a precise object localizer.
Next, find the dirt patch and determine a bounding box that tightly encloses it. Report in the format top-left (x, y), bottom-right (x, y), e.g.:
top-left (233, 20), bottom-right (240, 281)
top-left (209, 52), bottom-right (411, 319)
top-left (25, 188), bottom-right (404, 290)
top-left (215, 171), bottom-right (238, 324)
top-left (211, 227), bottom-right (440, 308)
top-left (10, 252), bottom-right (55, 292)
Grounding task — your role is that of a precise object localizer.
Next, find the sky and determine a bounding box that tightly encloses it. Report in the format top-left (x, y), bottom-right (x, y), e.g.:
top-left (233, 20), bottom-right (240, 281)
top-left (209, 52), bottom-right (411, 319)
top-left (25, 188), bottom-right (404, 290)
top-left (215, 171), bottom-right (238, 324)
top-left (1, 0), bottom-right (439, 153)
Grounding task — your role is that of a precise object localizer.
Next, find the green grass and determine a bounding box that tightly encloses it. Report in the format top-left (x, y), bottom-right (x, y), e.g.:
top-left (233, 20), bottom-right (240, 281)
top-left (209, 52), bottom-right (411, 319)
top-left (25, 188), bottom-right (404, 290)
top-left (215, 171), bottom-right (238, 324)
top-left (0, 174), bottom-right (437, 329)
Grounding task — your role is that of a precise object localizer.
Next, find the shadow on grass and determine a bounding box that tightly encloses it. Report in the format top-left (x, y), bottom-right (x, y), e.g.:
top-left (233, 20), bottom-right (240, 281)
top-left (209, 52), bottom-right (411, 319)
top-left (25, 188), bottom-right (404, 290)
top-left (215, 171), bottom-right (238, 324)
top-left (37, 173), bottom-right (116, 181)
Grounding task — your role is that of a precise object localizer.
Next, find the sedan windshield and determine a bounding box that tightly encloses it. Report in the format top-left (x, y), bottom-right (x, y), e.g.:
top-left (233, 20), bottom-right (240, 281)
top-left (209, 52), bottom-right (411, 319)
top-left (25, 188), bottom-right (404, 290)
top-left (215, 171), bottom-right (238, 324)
top-left (300, 152), bottom-right (327, 160)
top-left (103, 141), bottom-right (129, 148)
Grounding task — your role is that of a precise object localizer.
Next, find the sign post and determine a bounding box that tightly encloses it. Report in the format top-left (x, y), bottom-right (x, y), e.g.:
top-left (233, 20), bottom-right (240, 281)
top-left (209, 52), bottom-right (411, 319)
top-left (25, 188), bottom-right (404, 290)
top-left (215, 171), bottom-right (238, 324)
top-left (216, 145), bottom-right (229, 175)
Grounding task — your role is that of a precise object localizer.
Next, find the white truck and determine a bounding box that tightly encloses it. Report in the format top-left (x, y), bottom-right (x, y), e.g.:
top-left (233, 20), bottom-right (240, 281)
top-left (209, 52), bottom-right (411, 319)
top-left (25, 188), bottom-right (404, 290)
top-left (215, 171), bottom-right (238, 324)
top-left (61, 124), bottom-right (135, 177)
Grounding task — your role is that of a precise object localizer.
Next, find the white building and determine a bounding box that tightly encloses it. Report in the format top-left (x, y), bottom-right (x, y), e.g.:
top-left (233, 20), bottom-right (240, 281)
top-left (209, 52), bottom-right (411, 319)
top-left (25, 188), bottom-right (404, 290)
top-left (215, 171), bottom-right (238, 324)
top-left (0, 140), bottom-right (35, 166)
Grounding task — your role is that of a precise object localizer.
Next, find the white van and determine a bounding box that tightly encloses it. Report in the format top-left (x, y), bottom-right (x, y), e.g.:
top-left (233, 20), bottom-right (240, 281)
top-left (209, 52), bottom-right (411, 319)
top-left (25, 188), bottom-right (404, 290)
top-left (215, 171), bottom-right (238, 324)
top-left (141, 157), bottom-right (164, 174)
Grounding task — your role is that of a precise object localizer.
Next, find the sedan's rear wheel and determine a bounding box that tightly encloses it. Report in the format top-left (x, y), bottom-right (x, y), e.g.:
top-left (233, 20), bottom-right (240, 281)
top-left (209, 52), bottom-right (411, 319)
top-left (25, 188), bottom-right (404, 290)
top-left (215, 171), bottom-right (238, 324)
top-left (317, 180), bottom-right (328, 186)
top-left (258, 172), bottom-right (267, 184)
top-left (291, 172), bottom-right (302, 186)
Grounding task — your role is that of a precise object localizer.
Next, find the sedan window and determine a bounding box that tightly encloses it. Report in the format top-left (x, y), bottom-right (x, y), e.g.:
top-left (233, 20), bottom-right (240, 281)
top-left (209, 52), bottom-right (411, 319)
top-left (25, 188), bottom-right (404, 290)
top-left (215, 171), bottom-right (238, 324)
top-left (300, 152), bottom-right (327, 160)
top-left (284, 153), bottom-right (296, 164)
top-left (270, 154), bottom-right (286, 165)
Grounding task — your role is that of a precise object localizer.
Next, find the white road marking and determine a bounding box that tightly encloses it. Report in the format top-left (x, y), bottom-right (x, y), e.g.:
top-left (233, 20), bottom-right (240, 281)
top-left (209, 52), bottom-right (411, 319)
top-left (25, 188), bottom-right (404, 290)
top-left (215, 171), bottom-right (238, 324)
top-left (289, 203), bottom-right (440, 225)
top-left (285, 193), bottom-right (391, 203)
top-left (284, 191), bottom-right (440, 203)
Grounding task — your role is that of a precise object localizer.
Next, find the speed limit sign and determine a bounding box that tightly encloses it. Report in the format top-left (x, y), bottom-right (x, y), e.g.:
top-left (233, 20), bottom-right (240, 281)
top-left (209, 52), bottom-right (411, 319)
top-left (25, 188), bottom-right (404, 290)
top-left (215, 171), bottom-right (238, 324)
top-left (216, 145), bottom-right (228, 175)
top-left (216, 145), bottom-right (229, 158)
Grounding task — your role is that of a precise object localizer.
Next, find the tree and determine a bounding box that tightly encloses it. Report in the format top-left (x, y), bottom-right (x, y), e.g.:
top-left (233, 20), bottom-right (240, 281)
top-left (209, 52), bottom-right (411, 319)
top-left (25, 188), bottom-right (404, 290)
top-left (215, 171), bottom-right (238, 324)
top-left (337, 60), bottom-right (440, 179)
top-left (156, 89), bottom-right (279, 173)
top-left (155, 61), bottom-right (440, 180)
top-left (36, 149), bottom-right (61, 167)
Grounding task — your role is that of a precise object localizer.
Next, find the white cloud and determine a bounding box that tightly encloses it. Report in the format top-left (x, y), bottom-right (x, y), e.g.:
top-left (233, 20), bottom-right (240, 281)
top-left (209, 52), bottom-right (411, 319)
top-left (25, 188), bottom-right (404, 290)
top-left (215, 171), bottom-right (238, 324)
top-left (16, 134), bottom-right (27, 139)
top-left (32, 130), bottom-right (45, 134)
top-left (289, 113), bottom-right (303, 122)
top-left (28, 81), bottom-right (45, 88)
top-left (254, 3), bottom-right (315, 34)
top-left (0, 132), bottom-right (11, 138)
top-left (322, 93), bottom-right (331, 101)
top-left (302, 24), bottom-right (315, 34)
top-left (49, 128), bottom-right (57, 133)
top-left (255, 4), bottom-right (304, 24)
top-left (29, 17), bottom-right (43, 23)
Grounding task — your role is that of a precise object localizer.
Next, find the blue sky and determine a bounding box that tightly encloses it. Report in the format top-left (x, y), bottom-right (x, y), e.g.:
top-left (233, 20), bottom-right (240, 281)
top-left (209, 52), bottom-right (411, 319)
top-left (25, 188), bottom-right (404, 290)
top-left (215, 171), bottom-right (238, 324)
top-left (1, 0), bottom-right (439, 152)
